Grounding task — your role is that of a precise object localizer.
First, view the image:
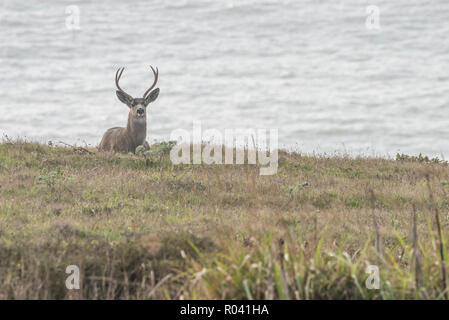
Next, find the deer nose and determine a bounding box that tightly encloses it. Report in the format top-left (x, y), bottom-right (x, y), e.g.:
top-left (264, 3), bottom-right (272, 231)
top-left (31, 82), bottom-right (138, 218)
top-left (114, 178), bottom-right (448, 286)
top-left (137, 108), bottom-right (144, 115)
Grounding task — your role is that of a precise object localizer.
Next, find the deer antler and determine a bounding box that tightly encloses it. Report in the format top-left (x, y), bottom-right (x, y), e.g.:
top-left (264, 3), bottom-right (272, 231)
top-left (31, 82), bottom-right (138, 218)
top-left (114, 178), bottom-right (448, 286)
top-left (115, 67), bottom-right (130, 95)
top-left (143, 66), bottom-right (159, 99)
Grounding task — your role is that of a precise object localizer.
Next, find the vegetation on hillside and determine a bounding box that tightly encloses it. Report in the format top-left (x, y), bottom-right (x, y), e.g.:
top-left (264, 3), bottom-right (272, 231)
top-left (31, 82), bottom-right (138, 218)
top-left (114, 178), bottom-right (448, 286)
top-left (1, 140), bottom-right (449, 299)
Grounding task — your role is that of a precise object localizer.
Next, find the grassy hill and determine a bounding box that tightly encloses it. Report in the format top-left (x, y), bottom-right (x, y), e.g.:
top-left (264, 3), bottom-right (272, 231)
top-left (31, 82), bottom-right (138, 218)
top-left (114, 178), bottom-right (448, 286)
top-left (0, 140), bottom-right (449, 299)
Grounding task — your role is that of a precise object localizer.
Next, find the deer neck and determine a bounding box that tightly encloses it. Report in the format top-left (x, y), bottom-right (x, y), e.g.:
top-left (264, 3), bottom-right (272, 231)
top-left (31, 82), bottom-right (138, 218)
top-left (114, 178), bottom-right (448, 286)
top-left (126, 113), bottom-right (147, 147)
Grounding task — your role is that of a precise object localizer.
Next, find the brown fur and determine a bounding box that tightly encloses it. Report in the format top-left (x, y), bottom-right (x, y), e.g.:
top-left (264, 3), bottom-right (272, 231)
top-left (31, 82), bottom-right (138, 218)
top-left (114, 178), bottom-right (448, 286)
top-left (98, 112), bottom-right (150, 153)
top-left (98, 67), bottom-right (159, 154)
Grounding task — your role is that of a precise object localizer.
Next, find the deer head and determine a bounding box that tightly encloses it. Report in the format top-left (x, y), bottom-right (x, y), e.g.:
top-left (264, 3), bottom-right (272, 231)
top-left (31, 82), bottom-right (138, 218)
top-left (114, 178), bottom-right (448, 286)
top-left (115, 66), bottom-right (160, 120)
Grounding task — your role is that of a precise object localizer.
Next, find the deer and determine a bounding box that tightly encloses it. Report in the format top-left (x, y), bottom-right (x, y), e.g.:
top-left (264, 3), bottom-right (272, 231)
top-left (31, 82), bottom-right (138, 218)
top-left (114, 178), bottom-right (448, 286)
top-left (98, 66), bottom-right (160, 153)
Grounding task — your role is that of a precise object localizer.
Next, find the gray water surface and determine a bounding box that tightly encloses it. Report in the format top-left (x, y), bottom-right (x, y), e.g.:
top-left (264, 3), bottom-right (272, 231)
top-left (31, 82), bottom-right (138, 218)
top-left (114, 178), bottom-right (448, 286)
top-left (1, 0), bottom-right (448, 157)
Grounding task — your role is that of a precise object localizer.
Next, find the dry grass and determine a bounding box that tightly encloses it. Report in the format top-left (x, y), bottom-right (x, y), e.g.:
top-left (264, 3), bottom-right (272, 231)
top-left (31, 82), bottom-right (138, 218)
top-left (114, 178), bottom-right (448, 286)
top-left (1, 140), bottom-right (449, 299)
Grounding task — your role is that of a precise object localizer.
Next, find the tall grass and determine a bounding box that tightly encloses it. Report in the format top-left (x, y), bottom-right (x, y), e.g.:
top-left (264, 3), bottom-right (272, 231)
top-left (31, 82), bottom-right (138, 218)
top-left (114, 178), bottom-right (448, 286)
top-left (0, 140), bottom-right (449, 299)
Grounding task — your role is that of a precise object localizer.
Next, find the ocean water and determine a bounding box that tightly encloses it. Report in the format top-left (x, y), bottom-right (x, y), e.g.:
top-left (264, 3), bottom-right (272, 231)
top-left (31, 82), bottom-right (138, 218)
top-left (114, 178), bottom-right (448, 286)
top-left (1, 0), bottom-right (448, 157)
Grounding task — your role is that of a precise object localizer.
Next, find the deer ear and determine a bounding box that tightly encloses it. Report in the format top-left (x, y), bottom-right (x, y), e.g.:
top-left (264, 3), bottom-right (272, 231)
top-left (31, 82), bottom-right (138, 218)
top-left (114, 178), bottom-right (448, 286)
top-left (144, 88), bottom-right (159, 106)
top-left (116, 91), bottom-right (133, 106)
